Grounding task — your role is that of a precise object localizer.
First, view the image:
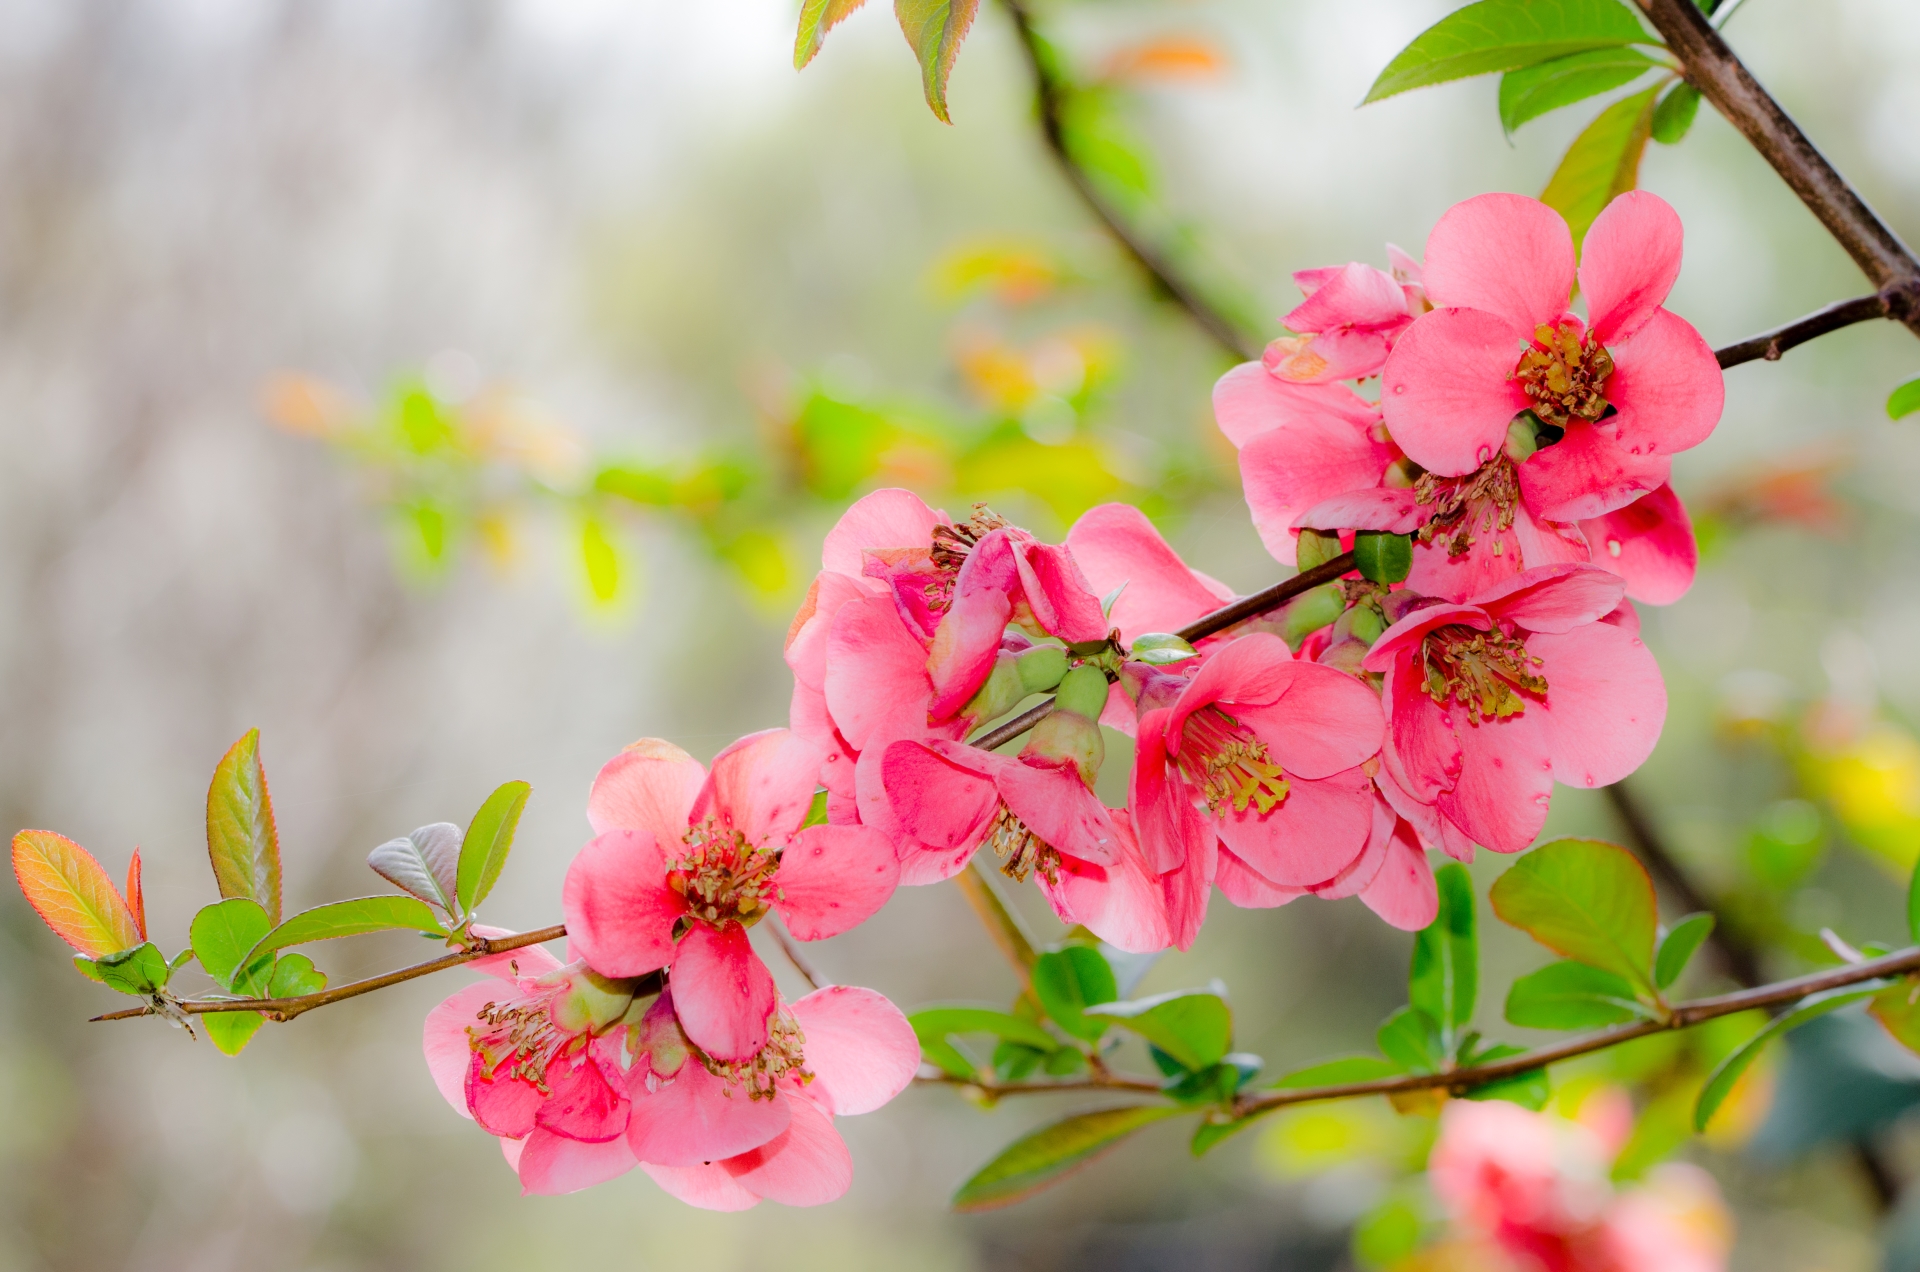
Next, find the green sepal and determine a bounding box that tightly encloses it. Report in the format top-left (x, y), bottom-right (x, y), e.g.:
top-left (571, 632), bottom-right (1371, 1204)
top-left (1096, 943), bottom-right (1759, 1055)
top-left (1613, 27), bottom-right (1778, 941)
top-left (1353, 532), bottom-right (1413, 585)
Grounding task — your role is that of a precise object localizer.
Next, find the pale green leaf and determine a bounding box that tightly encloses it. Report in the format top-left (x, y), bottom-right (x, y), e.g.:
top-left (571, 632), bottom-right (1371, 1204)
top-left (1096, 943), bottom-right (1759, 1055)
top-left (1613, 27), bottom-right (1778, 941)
top-left (1269, 1055), bottom-right (1403, 1089)
top-left (190, 898), bottom-right (274, 992)
top-left (1376, 1005), bottom-right (1443, 1074)
top-left (1696, 986), bottom-right (1884, 1131)
top-left (268, 952), bottom-right (328, 998)
top-left (1498, 47), bottom-right (1660, 134)
top-left (1489, 837), bottom-right (1659, 994)
top-left (952, 1105), bottom-right (1183, 1210)
top-left (1409, 862), bottom-right (1477, 1049)
top-left (1365, 0), bottom-right (1653, 104)
top-left (1890, 377), bottom-right (1920, 421)
top-left (204, 1010), bottom-right (265, 1056)
top-left (1540, 86), bottom-right (1661, 251)
top-left (1653, 913), bottom-right (1716, 990)
top-left (795, 0), bottom-right (870, 69)
top-left (242, 895), bottom-right (445, 971)
top-left (1086, 989), bottom-right (1233, 1071)
top-left (1506, 959), bottom-right (1651, 1029)
top-left (456, 781), bottom-right (531, 916)
top-left (895, 0), bottom-right (983, 123)
top-left (205, 729), bottom-right (283, 923)
top-left (94, 942), bottom-right (171, 996)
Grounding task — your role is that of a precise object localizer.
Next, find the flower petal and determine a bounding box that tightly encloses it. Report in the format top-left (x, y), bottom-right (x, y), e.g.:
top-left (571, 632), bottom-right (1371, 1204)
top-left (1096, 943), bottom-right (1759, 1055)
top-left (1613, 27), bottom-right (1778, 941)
top-left (642, 1161), bottom-right (763, 1211)
top-left (625, 1059), bottom-right (792, 1167)
top-left (1434, 708), bottom-right (1554, 855)
top-left (1379, 654), bottom-right (1465, 804)
top-left (1215, 846), bottom-right (1305, 909)
top-left (1474, 563), bottom-right (1627, 634)
top-left (424, 982), bottom-right (502, 1119)
top-left (1357, 822), bottom-right (1439, 931)
top-left (1516, 421), bottom-right (1672, 522)
top-left (789, 985), bottom-right (920, 1116)
top-left (880, 738), bottom-right (999, 853)
top-left (1604, 308), bottom-right (1724, 457)
top-left (1295, 487), bottom-right (1428, 535)
top-left (561, 830), bottom-right (681, 979)
top-left (774, 824), bottom-right (900, 941)
top-left (926, 529), bottom-right (1019, 720)
top-left (1214, 766), bottom-right (1377, 887)
top-left (587, 740), bottom-right (705, 839)
top-left (1012, 540), bottom-right (1109, 644)
top-left (516, 1129), bottom-right (638, 1196)
top-left (1166, 632), bottom-right (1297, 742)
top-left (723, 1093), bottom-right (854, 1207)
top-left (1129, 710), bottom-right (1208, 875)
top-left (694, 729), bottom-right (822, 846)
top-left (996, 758), bottom-right (1121, 866)
top-left (467, 1051), bottom-right (544, 1140)
top-left (1380, 308), bottom-right (1532, 477)
top-left (1236, 661), bottom-right (1386, 780)
top-left (1578, 483), bottom-right (1697, 605)
top-left (1284, 261), bottom-right (1410, 334)
top-left (826, 593), bottom-right (933, 752)
top-left (670, 923), bottom-right (777, 1063)
top-left (1532, 621), bottom-right (1666, 789)
top-left (535, 1050), bottom-right (630, 1143)
top-left (821, 488), bottom-right (945, 576)
top-left (1580, 190), bottom-right (1683, 345)
top-left (1064, 503), bottom-right (1234, 642)
top-left (1422, 193), bottom-right (1575, 333)
top-left (1212, 361), bottom-right (1379, 450)
top-left (1308, 793), bottom-right (1397, 899)
top-left (1240, 411), bottom-right (1399, 564)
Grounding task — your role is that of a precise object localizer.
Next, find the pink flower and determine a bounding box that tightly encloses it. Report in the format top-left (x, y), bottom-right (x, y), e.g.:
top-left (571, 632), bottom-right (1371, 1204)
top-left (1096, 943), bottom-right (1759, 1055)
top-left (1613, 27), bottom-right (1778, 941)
top-left (1262, 249), bottom-right (1425, 384)
top-left (1363, 564), bottom-right (1665, 855)
top-left (1062, 502), bottom-right (1236, 645)
top-left (563, 732), bottom-right (899, 1062)
top-left (1034, 805), bottom-right (1200, 952)
top-left (1214, 787), bottom-right (1440, 932)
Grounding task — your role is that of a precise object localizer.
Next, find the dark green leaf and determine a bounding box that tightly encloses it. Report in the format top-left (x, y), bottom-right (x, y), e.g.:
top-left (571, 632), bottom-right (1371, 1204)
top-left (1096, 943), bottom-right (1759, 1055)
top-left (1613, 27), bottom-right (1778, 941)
top-left (94, 942), bottom-right (171, 996)
top-left (1506, 959), bottom-right (1651, 1029)
top-left (1489, 838), bottom-right (1659, 994)
top-left (1410, 862), bottom-right (1477, 1049)
top-left (1163, 1062), bottom-right (1244, 1106)
top-left (241, 895), bottom-right (445, 971)
top-left (1042, 1047), bottom-right (1088, 1077)
top-left (1498, 47), bottom-right (1661, 134)
top-left (1650, 80), bottom-right (1701, 143)
top-left (1032, 946), bottom-right (1119, 1042)
top-left (1269, 1055), bottom-right (1403, 1089)
top-left (908, 1006), bottom-right (1060, 1052)
top-left (1376, 1006), bottom-right (1443, 1074)
top-left (1353, 532), bottom-right (1413, 585)
top-left (190, 898), bottom-right (273, 991)
top-left (1464, 1063), bottom-right (1552, 1110)
top-left (894, 0), bottom-right (982, 123)
top-left (1696, 986), bottom-right (1886, 1131)
top-left (991, 1042), bottom-right (1045, 1081)
top-left (1085, 988), bottom-right (1232, 1071)
top-left (1192, 1112), bottom-right (1269, 1157)
top-left (1654, 913), bottom-right (1715, 990)
top-left (952, 1105), bottom-right (1183, 1211)
top-left (1541, 86), bottom-right (1661, 251)
top-left (367, 822), bottom-right (460, 914)
top-left (1891, 377), bottom-right (1920, 421)
top-left (268, 952), bottom-right (328, 998)
top-left (204, 1010), bottom-right (265, 1056)
top-left (205, 729), bottom-right (283, 924)
top-left (456, 781), bottom-right (531, 916)
top-left (1364, 0), bottom-right (1653, 104)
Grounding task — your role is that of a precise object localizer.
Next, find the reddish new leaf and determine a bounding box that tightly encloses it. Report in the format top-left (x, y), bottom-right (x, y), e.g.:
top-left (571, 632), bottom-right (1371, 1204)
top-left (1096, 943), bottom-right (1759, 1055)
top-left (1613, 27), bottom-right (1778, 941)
top-left (206, 729), bottom-right (283, 924)
top-left (896, 0), bottom-right (982, 123)
top-left (12, 830), bottom-right (142, 958)
top-left (796, 0), bottom-right (870, 69)
top-left (125, 847), bottom-right (146, 941)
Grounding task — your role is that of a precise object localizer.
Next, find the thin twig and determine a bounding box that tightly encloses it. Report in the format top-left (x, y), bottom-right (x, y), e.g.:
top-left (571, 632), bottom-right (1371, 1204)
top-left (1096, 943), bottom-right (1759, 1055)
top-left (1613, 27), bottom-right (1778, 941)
top-left (767, 915), bottom-right (827, 991)
top-left (1715, 287), bottom-right (1920, 369)
top-left (914, 1070), bottom-right (1168, 1097)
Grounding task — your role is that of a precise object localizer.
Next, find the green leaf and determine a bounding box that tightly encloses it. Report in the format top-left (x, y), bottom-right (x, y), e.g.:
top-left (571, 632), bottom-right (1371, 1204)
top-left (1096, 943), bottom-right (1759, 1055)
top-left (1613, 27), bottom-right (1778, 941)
top-left (1269, 1055), bottom-right (1403, 1089)
top-left (1506, 959), bottom-right (1651, 1029)
top-left (1192, 1113), bottom-right (1267, 1157)
top-left (1892, 377), bottom-right (1920, 421)
top-left (1410, 862), bottom-right (1477, 1051)
top-left (1376, 1006), bottom-right (1443, 1074)
top-left (367, 822), bottom-right (460, 914)
top-left (579, 517), bottom-right (620, 604)
top-left (1650, 80), bottom-right (1701, 143)
top-left (1489, 837), bottom-right (1659, 995)
top-left (189, 898), bottom-right (273, 992)
top-left (1353, 1195), bottom-right (1426, 1268)
top-left (894, 0), bottom-right (982, 124)
top-left (1353, 532), bottom-right (1413, 586)
top-left (1032, 946), bottom-right (1119, 1043)
top-left (1364, 0), bottom-right (1653, 104)
top-left (1871, 979), bottom-right (1920, 1055)
top-left (952, 1105), bottom-right (1183, 1211)
top-left (800, 789), bottom-right (830, 830)
top-left (993, 1041), bottom-right (1048, 1082)
top-left (1653, 913), bottom-right (1715, 990)
top-left (1497, 47), bottom-right (1660, 134)
top-left (1909, 857), bottom-right (1920, 946)
top-left (94, 942), bottom-right (171, 996)
top-left (1086, 989), bottom-right (1233, 1071)
top-left (1695, 986), bottom-right (1886, 1131)
top-left (268, 952), bottom-right (328, 998)
top-left (204, 1010), bottom-right (265, 1056)
top-left (242, 895), bottom-right (445, 970)
top-left (205, 729), bottom-right (283, 924)
top-left (1540, 85), bottom-right (1661, 252)
top-left (794, 0), bottom-right (869, 69)
top-left (73, 954), bottom-right (106, 983)
top-left (456, 781), bottom-right (531, 916)
top-left (908, 1006), bottom-right (1060, 1052)
top-left (1464, 1062), bottom-right (1552, 1110)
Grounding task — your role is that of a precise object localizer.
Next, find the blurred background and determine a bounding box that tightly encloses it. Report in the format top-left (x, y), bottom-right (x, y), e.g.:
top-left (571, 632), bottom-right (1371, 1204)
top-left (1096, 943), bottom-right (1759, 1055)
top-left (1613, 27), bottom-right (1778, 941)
top-left (0, 0), bottom-right (1917, 1268)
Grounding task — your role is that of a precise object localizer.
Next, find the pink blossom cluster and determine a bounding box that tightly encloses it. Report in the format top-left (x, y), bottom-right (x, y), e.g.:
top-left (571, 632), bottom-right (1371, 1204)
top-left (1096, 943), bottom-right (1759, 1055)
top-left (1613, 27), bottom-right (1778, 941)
top-left (421, 191), bottom-right (1720, 1206)
top-left (1427, 1098), bottom-right (1732, 1272)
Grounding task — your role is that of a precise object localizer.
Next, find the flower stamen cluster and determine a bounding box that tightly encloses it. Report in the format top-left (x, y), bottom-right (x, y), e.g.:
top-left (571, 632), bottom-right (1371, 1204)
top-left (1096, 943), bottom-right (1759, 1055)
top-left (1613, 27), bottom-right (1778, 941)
top-left (926, 503), bottom-right (1011, 611)
top-left (1177, 706), bottom-right (1290, 816)
top-left (1419, 624), bottom-right (1547, 723)
top-left (1415, 457), bottom-right (1523, 559)
top-left (699, 1007), bottom-right (812, 1101)
top-left (469, 993), bottom-right (571, 1092)
top-left (1513, 320), bottom-right (1614, 427)
top-left (987, 804), bottom-right (1060, 884)
top-left (667, 821), bottom-right (780, 931)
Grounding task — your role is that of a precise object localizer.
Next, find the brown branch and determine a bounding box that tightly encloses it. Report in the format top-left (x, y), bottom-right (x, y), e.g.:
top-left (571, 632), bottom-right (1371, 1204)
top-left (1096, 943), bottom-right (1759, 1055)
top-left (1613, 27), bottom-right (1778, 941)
top-left (914, 1070), bottom-right (1168, 1097)
top-left (1716, 286), bottom-right (1920, 369)
top-left (1639, 0), bottom-right (1920, 339)
top-left (998, 0), bottom-right (1260, 363)
top-left (91, 924), bottom-right (592, 1024)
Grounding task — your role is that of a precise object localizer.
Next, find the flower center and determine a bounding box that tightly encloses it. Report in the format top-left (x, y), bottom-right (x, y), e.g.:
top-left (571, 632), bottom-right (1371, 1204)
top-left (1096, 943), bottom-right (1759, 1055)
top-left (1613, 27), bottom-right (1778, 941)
top-left (926, 503), bottom-right (1010, 612)
top-left (987, 804), bottom-right (1060, 884)
top-left (469, 990), bottom-right (575, 1094)
top-left (1176, 706), bottom-right (1290, 817)
top-left (669, 820), bottom-right (780, 931)
top-left (1415, 457), bottom-right (1521, 558)
top-left (700, 1008), bottom-right (813, 1101)
top-left (1419, 623), bottom-right (1547, 723)
top-left (1512, 320), bottom-right (1614, 427)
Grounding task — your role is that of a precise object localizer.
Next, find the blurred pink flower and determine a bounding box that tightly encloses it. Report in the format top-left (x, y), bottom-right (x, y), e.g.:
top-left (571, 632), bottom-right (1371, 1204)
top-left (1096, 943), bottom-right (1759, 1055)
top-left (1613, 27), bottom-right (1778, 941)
top-left (563, 731), bottom-right (898, 1062)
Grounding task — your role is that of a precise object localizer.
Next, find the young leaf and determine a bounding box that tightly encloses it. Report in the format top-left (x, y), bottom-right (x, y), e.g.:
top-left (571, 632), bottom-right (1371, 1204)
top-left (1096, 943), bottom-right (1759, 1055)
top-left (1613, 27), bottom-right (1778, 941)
top-left (268, 952), bottom-right (328, 998)
top-left (1653, 913), bottom-right (1716, 989)
top-left (1376, 1006), bottom-right (1444, 1074)
top-left (1891, 377), bottom-right (1920, 421)
top-left (579, 517), bottom-right (620, 604)
top-left (1085, 989), bottom-right (1232, 1072)
top-left (1462, 1054), bottom-right (1552, 1109)
top-left (204, 1010), bottom-right (265, 1056)
top-left (1650, 80), bottom-right (1701, 143)
top-left (895, 0), bottom-right (982, 124)
top-left (1192, 1112), bottom-right (1269, 1157)
top-left (1541, 85), bottom-right (1661, 251)
top-left (1409, 862), bottom-right (1477, 1050)
top-left (795, 0), bottom-right (869, 70)
top-left (242, 895), bottom-right (445, 969)
top-left (1364, 0), bottom-right (1653, 105)
top-left (993, 1041), bottom-right (1048, 1082)
top-left (1506, 960), bottom-right (1650, 1030)
top-left (73, 955), bottom-right (106, 983)
top-left (1497, 48), bottom-right (1660, 135)
top-left (94, 942), bottom-right (171, 996)
top-left (189, 897), bottom-right (273, 991)
top-left (1489, 837), bottom-right (1658, 994)
top-left (11, 830), bottom-right (142, 958)
top-left (206, 729), bottom-right (283, 923)
top-left (952, 1105), bottom-right (1183, 1211)
top-left (908, 1006), bottom-right (1061, 1052)
top-left (455, 781), bottom-right (532, 916)
top-left (125, 848), bottom-right (146, 941)
top-left (1032, 946), bottom-right (1119, 1043)
top-left (1695, 986), bottom-right (1885, 1131)
top-left (367, 822), bottom-right (461, 914)
top-left (1269, 1055), bottom-right (1403, 1089)
top-left (1353, 531), bottom-right (1413, 585)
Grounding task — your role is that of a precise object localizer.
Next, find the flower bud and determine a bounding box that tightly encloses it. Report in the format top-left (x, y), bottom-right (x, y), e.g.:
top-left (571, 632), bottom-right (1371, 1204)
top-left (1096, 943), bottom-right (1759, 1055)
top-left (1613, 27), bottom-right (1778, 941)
top-left (1276, 582), bottom-right (1346, 649)
top-left (547, 965), bottom-right (638, 1035)
top-left (1504, 411), bottom-right (1544, 462)
top-left (1318, 637), bottom-right (1370, 675)
top-left (1023, 708), bottom-right (1105, 786)
top-left (961, 651), bottom-right (1027, 726)
top-left (1331, 600), bottom-right (1388, 647)
top-left (1053, 664), bottom-right (1110, 720)
top-left (1016, 644), bottom-right (1069, 694)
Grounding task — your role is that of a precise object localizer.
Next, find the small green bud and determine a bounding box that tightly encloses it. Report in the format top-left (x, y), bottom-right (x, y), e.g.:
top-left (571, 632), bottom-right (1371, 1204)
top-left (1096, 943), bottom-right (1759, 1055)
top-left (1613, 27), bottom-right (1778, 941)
top-left (549, 966), bottom-right (637, 1034)
top-left (1016, 644), bottom-right (1069, 695)
top-left (1353, 531), bottom-right (1412, 585)
top-left (1296, 528), bottom-right (1344, 570)
top-left (1024, 709), bottom-right (1105, 786)
top-left (1054, 664), bottom-right (1111, 720)
top-left (1504, 412), bottom-right (1543, 462)
top-left (1276, 581), bottom-right (1346, 649)
top-left (962, 653), bottom-right (1027, 727)
top-left (1331, 601), bottom-right (1388, 647)
top-left (1319, 638), bottom-right (1369, 675)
